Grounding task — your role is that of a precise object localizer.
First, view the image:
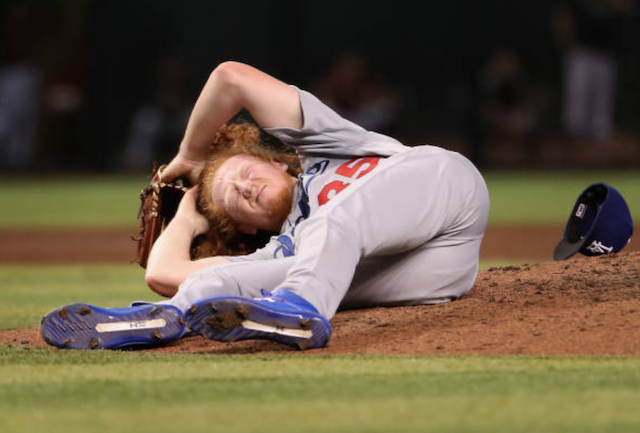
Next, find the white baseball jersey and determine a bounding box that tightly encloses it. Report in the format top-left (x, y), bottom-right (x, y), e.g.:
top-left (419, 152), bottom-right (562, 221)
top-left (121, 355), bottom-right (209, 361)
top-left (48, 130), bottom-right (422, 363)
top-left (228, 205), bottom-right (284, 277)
top-left (170, 88), bottom-right (490, 319)
top-left (240, 88), bottom-right (407, 261)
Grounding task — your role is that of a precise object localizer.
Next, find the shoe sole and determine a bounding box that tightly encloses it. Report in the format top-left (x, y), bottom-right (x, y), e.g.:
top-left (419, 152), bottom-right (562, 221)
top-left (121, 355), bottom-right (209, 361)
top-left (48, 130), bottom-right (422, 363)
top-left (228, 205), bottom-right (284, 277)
top-left (40, 303), bottom-right (185, 350)
top-left (185, 297), bottom-right (330, 350)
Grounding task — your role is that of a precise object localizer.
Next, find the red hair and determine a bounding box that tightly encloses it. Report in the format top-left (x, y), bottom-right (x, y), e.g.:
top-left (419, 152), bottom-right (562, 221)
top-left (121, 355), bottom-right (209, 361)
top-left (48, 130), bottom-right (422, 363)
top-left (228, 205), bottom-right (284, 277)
top-left (193, 122), bottom-right (301, 258)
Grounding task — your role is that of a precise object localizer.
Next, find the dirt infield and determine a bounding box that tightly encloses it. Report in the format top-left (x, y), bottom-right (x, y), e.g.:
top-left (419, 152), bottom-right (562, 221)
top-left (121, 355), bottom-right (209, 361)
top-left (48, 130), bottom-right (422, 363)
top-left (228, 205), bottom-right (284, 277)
top-left (4, 225), bottom-right (632, 263)
top-left (1, 227), bottom-right (639, 355)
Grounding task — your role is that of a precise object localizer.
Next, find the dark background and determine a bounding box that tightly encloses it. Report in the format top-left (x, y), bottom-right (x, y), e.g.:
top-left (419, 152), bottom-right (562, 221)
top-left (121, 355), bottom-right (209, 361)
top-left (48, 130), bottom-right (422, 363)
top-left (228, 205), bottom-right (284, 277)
top-left (1, 0), bottom-right (638, 172)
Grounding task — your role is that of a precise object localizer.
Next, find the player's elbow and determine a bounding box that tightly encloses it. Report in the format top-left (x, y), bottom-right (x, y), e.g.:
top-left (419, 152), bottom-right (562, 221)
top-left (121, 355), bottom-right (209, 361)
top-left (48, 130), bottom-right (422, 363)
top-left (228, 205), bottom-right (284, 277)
top-left (145, 268), bottom-right (178, 298)
top-left (210, 61), bottom-right (248, 92)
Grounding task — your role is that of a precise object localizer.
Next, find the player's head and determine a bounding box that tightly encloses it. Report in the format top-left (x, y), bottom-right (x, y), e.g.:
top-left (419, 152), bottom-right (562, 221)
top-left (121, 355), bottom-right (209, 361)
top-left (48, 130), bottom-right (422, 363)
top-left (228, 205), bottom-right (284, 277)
top-left (198, 123), bottom-right (300, 238)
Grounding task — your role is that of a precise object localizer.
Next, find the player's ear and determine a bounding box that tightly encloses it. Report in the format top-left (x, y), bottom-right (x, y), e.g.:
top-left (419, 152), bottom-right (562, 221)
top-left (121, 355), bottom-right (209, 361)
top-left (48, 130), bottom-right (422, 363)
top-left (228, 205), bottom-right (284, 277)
top-left (270, 158), bottom-right (288, 172)
top-left (237, 223), bottom-right (258, 235)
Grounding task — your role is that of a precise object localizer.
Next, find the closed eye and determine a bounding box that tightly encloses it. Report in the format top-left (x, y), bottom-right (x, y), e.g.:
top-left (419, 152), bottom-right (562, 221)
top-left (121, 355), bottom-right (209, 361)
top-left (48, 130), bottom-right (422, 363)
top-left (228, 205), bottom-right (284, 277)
top-left (235, 187), bottom-right (251, 209)
top-left (226, 186), bottom-right (243, 214)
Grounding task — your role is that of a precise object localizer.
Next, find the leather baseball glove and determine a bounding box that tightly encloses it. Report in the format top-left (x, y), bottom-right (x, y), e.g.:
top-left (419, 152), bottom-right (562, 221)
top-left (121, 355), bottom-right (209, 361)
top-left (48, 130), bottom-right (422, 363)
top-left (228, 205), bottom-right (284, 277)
top-left (133, 163), bottom-right (191, 268)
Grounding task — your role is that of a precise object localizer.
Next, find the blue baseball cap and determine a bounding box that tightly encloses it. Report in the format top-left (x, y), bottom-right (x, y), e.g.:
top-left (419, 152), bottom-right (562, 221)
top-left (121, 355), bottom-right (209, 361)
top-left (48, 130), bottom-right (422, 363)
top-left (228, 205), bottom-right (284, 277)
top-left (554, 183), bottom-right (633, 260)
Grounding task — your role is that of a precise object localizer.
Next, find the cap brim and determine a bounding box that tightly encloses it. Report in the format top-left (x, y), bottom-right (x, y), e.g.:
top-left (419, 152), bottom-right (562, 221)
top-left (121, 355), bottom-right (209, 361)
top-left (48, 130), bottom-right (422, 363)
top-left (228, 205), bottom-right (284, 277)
top-left (553, 238), bottom-right (584, 260)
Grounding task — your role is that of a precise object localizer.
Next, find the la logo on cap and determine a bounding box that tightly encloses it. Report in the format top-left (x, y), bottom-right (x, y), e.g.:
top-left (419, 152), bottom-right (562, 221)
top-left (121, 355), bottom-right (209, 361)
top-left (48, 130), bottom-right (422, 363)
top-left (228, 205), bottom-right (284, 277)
top-left (554, 183), bottom-right (633, 261)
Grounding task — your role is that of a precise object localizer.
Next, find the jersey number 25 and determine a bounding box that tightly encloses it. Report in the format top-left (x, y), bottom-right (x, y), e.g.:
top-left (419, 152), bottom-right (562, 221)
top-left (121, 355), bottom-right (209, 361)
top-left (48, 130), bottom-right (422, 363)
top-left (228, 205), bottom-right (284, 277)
top-left (318, 157), bottom-right (380, 206)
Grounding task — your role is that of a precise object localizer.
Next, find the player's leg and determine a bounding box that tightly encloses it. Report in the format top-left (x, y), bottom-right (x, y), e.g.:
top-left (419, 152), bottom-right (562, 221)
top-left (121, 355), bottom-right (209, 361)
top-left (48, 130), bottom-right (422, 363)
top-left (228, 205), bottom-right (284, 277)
top-left (172, 256), bottom-right (332, 350)
top-left (342, 180), bottom-right (489, 309)
top-left (168, 256), bottom-right (295, 311)
top-left (278, 147), bottom-right (489, 319)
top-left (40, 258), bottom-right (295, 350)
top-left (341, 237), bottom-right (483, 310)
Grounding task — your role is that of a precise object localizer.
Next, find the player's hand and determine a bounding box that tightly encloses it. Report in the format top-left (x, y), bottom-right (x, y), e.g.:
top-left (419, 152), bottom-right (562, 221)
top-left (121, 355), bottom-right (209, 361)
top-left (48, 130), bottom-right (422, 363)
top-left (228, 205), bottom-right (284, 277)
top-left (163, 153), bottom-right (205, 185)
top-left (175, 187), bottom-right (210, 237)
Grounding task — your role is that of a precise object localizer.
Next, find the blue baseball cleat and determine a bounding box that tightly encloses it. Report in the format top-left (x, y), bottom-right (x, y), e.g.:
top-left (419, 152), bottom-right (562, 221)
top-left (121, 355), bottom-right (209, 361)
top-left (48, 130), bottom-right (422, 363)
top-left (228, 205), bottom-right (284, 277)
top-left (185, 289), bottom-right (332, 350)
top-left (40, 303), bottom-right (185, 350)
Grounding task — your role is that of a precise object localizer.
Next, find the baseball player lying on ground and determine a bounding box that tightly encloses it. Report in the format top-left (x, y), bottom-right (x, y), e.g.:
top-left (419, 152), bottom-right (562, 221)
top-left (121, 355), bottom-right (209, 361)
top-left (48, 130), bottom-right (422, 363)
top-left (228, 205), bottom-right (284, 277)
top-left (41, 61), bottom-right (490, 350)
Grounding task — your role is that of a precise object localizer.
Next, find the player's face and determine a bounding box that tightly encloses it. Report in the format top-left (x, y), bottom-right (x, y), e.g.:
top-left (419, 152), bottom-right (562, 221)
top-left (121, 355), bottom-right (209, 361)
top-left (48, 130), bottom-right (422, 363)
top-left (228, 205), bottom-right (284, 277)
top-left (211, 154), bottom-right (296, 233)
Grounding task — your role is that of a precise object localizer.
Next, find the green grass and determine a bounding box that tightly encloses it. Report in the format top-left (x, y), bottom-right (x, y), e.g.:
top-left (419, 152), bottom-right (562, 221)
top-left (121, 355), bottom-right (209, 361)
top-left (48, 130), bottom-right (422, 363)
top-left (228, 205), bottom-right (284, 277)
top-left (485, 171), bottom-right (640, 225)
top-left (0, 175), bottom-right (145, 229)
top-left (1, 347), bottom-right (640, 433)
top-left (0, 171), bottom-right (638, 229)
top-left (0, 265), bottom-right (162, 330)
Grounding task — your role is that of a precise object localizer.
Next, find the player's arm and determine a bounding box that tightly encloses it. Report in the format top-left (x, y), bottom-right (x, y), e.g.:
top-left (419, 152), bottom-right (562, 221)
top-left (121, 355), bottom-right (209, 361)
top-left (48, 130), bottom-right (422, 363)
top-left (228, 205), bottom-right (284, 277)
top-left (145, 188), bottom-right (229, 297)
top-left (163, 61), bottom-right (303, 183)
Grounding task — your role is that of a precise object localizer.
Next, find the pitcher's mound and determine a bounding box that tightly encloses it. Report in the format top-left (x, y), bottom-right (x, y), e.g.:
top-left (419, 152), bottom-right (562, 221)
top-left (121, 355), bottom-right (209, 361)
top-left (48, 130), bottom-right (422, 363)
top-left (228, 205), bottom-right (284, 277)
top-left (3, 251), bottom-right (639, 355)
